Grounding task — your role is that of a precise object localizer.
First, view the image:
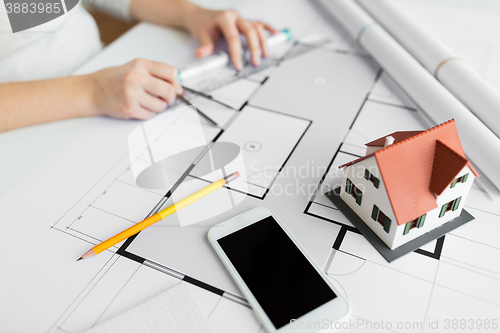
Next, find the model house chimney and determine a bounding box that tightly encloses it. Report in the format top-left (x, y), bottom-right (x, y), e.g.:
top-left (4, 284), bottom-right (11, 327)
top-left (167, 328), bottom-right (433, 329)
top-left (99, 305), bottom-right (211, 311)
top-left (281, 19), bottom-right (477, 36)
top-left (365, 135), bottom-right (397, 156)
top-left (384, 136), bottom-right (395, 147)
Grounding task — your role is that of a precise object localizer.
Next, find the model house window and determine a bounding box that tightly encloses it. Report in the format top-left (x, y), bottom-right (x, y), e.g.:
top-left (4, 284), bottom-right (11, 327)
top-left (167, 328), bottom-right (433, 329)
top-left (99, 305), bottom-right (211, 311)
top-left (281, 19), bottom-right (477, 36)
top-left (403, 214), bottom-right (427, 235)
top-left (371, 205), bottom-right (391, 233)
top-left (439, 196), bottom-right (462, 218)
top-left (364, 169), bottom-right (380, 188)
top-left (450, 173), bottom-right (469, 188)
top-left (346, 178), bottom-right (363, 205)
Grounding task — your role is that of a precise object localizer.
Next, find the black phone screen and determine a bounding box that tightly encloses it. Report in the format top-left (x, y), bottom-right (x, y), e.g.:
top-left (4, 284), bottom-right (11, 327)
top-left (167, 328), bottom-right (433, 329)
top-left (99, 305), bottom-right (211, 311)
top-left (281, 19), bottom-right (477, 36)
top-left (217, 216), bottom-right (336, 329)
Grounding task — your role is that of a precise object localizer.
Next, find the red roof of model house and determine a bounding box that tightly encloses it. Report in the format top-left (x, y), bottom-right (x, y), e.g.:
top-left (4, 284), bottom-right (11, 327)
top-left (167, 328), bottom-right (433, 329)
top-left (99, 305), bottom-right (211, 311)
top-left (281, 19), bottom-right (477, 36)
top-left (339, 120), bottom-right (479, 225)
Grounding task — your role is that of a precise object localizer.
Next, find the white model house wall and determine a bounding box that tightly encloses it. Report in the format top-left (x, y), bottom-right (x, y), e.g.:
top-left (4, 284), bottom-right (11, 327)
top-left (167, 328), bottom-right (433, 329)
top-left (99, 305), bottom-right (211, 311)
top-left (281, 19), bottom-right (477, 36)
top-left (390, 165), bottom-right (475, 249)
top-left (340, 156), bottom-right (400, 249)
top-left (365, 145), bottom-right (384, 155)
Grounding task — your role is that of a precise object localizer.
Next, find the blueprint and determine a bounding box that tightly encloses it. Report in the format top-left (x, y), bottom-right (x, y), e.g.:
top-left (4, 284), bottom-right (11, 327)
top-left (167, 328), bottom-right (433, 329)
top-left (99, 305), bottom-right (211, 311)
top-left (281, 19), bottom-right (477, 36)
top-left (0, 1), bottom-right (499, 332)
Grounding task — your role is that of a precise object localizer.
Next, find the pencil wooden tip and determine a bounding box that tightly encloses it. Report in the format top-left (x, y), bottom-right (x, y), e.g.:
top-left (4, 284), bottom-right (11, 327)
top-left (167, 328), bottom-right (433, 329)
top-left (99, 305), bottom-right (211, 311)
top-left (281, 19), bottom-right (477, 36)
top-left (78, 249), bottom-right (96, 261)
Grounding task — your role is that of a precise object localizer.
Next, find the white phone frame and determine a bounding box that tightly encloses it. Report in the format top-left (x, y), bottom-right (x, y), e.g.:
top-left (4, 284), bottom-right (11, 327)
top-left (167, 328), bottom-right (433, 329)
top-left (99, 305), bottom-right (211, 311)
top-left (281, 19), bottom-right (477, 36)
top-left (208, 206), bottom-right (349, 333)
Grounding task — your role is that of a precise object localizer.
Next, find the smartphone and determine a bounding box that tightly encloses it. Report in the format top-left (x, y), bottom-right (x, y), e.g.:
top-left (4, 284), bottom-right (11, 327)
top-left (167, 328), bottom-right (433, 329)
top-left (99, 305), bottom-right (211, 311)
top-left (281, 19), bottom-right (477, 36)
top-left (208, 207), bottom-right (349, 333)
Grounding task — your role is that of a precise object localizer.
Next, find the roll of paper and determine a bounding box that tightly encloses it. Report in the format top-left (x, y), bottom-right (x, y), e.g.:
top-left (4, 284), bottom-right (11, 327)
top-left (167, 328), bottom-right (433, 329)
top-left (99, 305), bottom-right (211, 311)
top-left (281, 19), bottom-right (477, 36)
top-left (356, 0), bottom-right (500, 139)
top-left (317, 0), bottom-right (500, 191)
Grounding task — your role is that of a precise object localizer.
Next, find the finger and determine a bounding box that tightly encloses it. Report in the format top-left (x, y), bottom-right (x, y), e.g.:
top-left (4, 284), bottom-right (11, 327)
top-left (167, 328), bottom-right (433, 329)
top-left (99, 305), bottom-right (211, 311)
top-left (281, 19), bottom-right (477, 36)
top-left (219, 20), bottom-right (243, 70)
top-left (129, 106), bottom-right (156, 121)
top-left (195, 30), bottom-right (215, 59)
top-left (144, 76), bottom-right (176, 105)
top-left (262, 22), bottom-right (278, 34)
top-left (238, 20), bottom-right (261, 66)
top-left (146, 61), bottom-right (182, 94)
top-left (256, 24), bottom-right (269, 59)
top-left (139, 91), bottom-right (168, 113)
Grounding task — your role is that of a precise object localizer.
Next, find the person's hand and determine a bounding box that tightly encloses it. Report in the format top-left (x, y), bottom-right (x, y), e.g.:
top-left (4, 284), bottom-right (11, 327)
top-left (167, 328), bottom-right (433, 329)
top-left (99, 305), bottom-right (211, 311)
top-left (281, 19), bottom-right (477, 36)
top-left (88, 59), bottom-right (182, 120)
top-left (183, 7), bottom-right (277, 70)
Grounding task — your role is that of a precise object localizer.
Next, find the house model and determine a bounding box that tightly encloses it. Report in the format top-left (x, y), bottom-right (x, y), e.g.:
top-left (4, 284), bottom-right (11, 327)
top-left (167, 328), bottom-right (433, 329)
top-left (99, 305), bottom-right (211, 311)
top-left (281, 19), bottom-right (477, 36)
top-left (338, 119), bottom-right (479, 250)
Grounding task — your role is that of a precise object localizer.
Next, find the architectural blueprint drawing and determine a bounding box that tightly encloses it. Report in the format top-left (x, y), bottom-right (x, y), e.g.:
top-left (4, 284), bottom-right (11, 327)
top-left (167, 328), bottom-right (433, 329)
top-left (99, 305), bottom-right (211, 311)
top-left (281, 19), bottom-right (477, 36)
top-left (1, 1), bottom-right (499, 333)
top-left (85, 284), bottom-right (212, 333)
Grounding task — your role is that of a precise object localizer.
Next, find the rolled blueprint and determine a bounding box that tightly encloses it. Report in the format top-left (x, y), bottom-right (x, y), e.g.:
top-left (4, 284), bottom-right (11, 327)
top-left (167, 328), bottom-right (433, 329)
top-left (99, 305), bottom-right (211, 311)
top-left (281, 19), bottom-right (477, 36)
top-left (317, 0), bottom-right (500, 191)
top-left (356, 0), bottom-right (500, 139)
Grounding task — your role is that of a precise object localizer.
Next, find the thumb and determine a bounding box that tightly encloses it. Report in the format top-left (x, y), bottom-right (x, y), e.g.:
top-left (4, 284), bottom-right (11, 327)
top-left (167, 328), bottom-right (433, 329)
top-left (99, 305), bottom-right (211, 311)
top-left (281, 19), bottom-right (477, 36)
top-left (195, 31), bottom-right (215, 58)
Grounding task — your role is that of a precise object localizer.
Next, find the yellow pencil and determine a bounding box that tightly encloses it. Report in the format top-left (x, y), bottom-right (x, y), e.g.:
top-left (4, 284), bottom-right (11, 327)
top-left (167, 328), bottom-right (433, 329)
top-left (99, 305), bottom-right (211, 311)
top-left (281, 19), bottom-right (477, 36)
top-left (78, 172), bottom-right (240, 260)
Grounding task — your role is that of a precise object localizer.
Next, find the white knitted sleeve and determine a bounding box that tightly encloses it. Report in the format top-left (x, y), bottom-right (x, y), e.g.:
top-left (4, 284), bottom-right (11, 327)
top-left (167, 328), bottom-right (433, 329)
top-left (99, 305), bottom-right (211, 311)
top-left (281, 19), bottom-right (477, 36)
top-left (82, 0), bottom-right (133, 21)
